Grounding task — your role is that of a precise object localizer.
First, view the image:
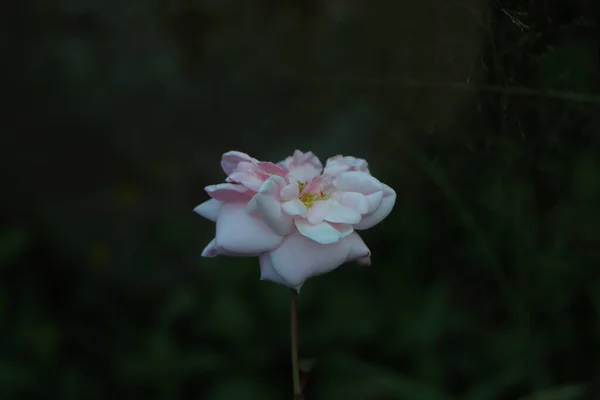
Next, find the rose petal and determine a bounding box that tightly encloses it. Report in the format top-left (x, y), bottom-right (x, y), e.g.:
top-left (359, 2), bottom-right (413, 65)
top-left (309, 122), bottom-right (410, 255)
top-left (344, 233), bottom-right (371, 265)
top-left (215, 202), bottom-right (284, 254)
top-left (221, 151), bottom-right (255, 175)
top-left (282, 199), bottom-right (308, 218)
top-left (339, 192), bottom-right (369, 215)
top-left (280, 150), bottom-right (324, 182)
top-left (354, 184), bottom-right (396, 230)
top-left (226, 172), bottom-right (264, 191)
top-left (193, 199), bottom-right (221, 222)
top-left (254, 177), bottom-right (294, 235)
top-left (201, 238), bottom-right (253, 257)
top-left (280, 183), bottom-right (300, 201)
top-left (259, 253), bottom-right (291, 286)
top-left (295, 219), bottom-right (341, 244)
top-left (257, 161), bottom-right (288, 176)
top-left (307, 201), bottom-right (330, 225)
top-left (201, 238), bottom-right (220, 257)
top-left (329, 222), bottom-right (354, 239)
top-left (334, 171), bottom-right (383, 194)
top-left (324, 155), bottom-right (370, 175)
top-left (205, 183), bottom-right (250, 202)
top-left (324, 203), bottom-right (362, 224)
top-left (266, 232), bottom-right (367, 289)
top-left (364, 191), bottom-right (384, 214)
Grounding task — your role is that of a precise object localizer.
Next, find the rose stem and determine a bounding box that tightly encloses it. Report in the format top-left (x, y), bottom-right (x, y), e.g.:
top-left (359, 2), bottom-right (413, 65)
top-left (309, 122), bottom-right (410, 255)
top-left (291, 289), bottom-right (304, 399)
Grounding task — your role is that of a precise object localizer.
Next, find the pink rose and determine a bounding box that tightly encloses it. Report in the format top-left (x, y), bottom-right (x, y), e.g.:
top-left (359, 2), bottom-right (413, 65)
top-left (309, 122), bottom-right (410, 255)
top-left (194, 150), bottom-right (396, 290)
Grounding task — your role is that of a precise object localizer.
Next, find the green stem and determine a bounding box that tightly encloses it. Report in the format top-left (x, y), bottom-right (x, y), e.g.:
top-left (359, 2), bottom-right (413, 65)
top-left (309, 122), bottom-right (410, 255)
top-left (290, 289), bottom-right (303, 399)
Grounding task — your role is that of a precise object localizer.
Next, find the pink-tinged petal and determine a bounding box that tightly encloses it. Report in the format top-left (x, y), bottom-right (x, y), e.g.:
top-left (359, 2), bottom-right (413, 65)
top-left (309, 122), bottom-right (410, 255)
top-left (307, 201), bottom-right (330, 225)
top-left (295, 219), bottom-right (340, 244)
top-left (300, 178), bottom-right (321, 196)
top-left (201, 238), bottom-right (231, 257)
top-left (339, 192), bottom-right (369, 215)
top-left (205, 183), bottom-right (250, 202)
top-left (281, 150), bottom-right (324, 182)
top-left (226, 172), bottom-right (264, 191)
top-left (201, 238), bottom-right (245, 257)
top-left (329, 222), bottom-right (354, 238)
top-left (193, 199), bottom-right (221, 222)
top-left (282, 199), bottom-right (308, 218)
top-left (259, 253), bottom-right (292, 286)
top-left (280, 183), bottom-right (299, 201)
top-left (202, 237), bottom-right (263, 258)
top-left (324, 203), bottom-right (362, 224)
top-left (324, 155), bottom-right (370, 175)
top-left (221, 151), bottom-right (255, 175)
top-left (344, 233), bottom-right (371, 265)
top-left (257, 161), bottom-right (288, 176)
top-left (216, 202), bottom-right (284, 254)
top-left (266, 231), bottom-right (365, 289)
top-left (354, 184), bottom-right (396, 230)
top-left (254, 177), bottom-right (294, 235)
top-left (364, 191), bottom-right (384, 214)
top-left (334, 171), bottom-right (383, 194)
top-left (201, 238), bottom-right (220, 257)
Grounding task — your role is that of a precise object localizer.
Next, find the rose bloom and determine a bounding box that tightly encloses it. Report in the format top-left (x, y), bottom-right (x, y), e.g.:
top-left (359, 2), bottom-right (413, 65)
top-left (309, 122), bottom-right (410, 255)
top-left (194, 150), bottom-right (396, 290)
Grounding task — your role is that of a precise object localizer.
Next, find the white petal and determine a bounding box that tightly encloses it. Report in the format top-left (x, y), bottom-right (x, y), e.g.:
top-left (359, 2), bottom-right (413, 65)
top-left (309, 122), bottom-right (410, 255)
top-left (354, 184), bottom-right (396, 230)
top-left (334, 171), bottom-right (383, 194)
top-left (280, 182), bottom-right (300, 201)
top-left (324, 203), bottom-right (362, 224)
top-left (215, 203), bottom-right (284, 254)
top-left (259, 253), bottom-right (292, 286)
top-left (255, 178), bottom-right (294, 235)
top-left (364, 191), bottom-right (384, 214)
top-left (267, 232), bottom-right (367, 289)
top-left (339, 192), bottom-right (369, 215)
top-left (194, 199), bottom-right (221, 222)
top-left (295, 219), bottom-right (341, 244)
top-left (307, 201), bottom-right (330, 225)
top-left (282, 199), bottom-right (308, 217)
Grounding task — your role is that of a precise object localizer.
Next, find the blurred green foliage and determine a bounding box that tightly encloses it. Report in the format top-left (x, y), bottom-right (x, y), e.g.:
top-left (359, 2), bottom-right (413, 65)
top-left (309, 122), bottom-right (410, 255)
top-left (2, 0), bottom-right (600, 399)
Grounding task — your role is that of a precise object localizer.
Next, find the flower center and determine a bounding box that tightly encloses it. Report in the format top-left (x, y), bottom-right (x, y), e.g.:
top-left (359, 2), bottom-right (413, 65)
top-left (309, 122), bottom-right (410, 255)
top-left (298, 181), bottom-right (327, 208)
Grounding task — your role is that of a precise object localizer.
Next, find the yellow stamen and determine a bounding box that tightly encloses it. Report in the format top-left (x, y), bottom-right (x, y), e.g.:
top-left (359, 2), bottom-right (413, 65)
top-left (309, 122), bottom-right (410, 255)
top-left (297, 181), bottom-right (327, 208)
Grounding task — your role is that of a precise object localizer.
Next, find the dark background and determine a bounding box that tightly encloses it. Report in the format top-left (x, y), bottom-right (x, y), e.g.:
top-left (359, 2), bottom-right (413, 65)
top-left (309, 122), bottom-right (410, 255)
top-left (2, 0), bottom-right (600, 399)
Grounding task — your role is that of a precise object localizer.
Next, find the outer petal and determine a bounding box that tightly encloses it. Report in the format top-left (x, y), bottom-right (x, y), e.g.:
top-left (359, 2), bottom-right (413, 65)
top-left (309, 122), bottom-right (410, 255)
top-left (354, 184), bottom-right (396, 230)
top-left (202, 238), bottom-right (236, 257)
top-left (221, 151), bottom-right (256, 175)
top-left (324, 155), bottom-right (370, 175)
top-left (259, 253), bottom-right (292, 286)
top-left (226, 172), bottom-right (264, 191)
top-left (364, 191), bottom-right (384, 214)
top-left (324, 203), bottom-right (362, 224)
top-left (254, 177), bottom-right (294, 235)
top-left (334, 171), bottom-right (383, 194)
top-left (266, 232), bottom-right (368, 290)
top-left (215, 202), bottom-right (284, 254)
top-left (256, 161), bottom-right (288, 177)
top-left (205, 183), bottom-right (250, 202)
top-left (339, 192), bottom-right (369, 215)
top-left (344, 233), bottom-right (371, 265)
top-left (194, 199), bottom-right (221, 222)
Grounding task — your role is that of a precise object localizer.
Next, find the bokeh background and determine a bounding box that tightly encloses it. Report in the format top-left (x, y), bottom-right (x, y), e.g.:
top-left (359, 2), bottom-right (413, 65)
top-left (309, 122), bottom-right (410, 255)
top-left (3, 0), bottom-right (600, 399)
